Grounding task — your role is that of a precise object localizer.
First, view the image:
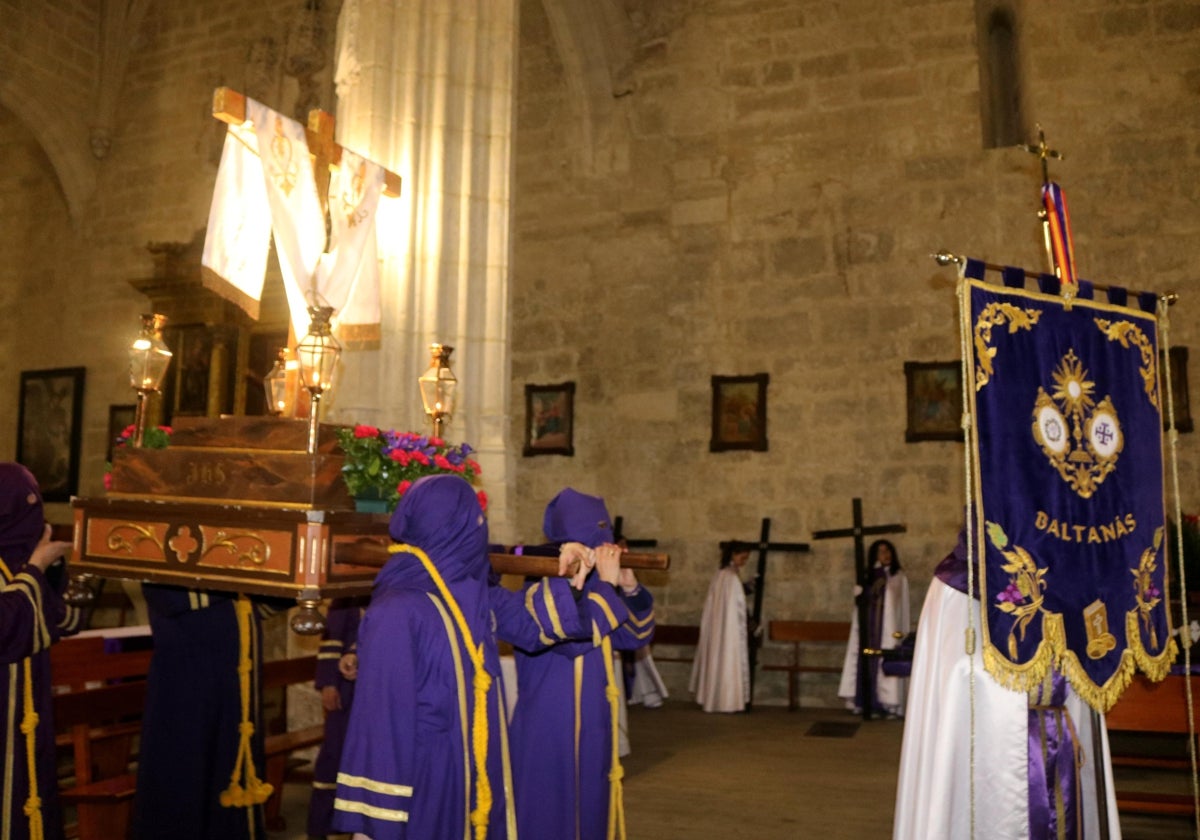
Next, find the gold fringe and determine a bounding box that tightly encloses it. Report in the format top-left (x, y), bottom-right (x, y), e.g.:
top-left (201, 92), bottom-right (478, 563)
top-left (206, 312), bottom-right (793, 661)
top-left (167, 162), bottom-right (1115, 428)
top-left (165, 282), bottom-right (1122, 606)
top-left (982, 604), bottom-right (1179, 714)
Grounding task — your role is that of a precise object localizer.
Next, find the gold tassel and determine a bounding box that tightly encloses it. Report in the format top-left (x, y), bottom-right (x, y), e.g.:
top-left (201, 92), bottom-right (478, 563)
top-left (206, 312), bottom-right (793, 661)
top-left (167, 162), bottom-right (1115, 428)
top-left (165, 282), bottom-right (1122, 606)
top-left (20, 658), bottom-right (43, 840)
top-left (601, 637), bottom-right (626, 840)
top-left (220, 596), bottom-right (274, 808)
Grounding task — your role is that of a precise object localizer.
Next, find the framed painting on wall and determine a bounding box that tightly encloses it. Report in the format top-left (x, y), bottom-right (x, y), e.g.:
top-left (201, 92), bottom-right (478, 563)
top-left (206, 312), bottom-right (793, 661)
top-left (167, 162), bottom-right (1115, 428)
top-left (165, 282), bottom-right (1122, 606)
top-left (16, 367), bottom-right (86, 501)
top-left (524, 382), bottom-right (575, 456)
top-left (710, 373), bottom-right (769, 452)
top-left (904, 361), bottom-right (964, 442)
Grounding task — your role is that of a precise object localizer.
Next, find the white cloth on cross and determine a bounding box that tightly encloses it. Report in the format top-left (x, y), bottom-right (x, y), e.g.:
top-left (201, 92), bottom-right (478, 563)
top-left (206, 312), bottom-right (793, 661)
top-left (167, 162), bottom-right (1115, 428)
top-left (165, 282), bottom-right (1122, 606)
top-left (201, 95), bottom-right (382, 339)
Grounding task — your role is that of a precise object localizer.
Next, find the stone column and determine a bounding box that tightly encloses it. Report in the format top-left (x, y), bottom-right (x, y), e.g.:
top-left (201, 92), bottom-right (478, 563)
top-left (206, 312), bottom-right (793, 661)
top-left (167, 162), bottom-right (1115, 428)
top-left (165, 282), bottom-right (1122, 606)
top-left (328, 0), bottom-right (518, 537)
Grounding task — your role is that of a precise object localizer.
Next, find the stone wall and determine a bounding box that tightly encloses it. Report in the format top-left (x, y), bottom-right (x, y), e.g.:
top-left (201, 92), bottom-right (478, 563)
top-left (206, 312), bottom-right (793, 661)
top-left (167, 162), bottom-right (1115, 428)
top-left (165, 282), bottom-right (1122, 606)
top-left (510, 0), bottom-right (1200, 704)
top-left (1, 0), bottom-right (1197, 707)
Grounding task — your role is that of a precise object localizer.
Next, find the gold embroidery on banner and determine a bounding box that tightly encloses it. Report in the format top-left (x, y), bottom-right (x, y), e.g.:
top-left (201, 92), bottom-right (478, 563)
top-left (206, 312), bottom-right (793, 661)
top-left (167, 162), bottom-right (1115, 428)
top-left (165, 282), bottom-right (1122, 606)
top-left (1094, 318), bottom-right (1158, 408)
top-left (1082, 600), bottom-right (1118, 659)
top-left (973, 302), bottom-right (1042, 390)
top-left (106, 523), bottom-right (164, 555)
top-left (1131, 528), bottom-right (1165, 651)
top-left (269, 116), bottom-right (299, 196)
top-left (988, 521), bottom-right (1048, 661)
top-left (1031, 350), bottom-right (1123, 500)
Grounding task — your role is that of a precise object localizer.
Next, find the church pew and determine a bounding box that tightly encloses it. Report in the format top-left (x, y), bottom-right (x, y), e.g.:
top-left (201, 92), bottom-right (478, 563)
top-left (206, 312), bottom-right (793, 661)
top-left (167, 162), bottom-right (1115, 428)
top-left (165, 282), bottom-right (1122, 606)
top-left (260, 655), bottom-right (325, 832)
top-left (761, 620), bottom-right (850, 711)
top-left (648, 623), bottom-right (700, 665)
top-left (1104, 671), bottom-right (1199, 816)
top-left (52, 649), bottom-right (322, 839)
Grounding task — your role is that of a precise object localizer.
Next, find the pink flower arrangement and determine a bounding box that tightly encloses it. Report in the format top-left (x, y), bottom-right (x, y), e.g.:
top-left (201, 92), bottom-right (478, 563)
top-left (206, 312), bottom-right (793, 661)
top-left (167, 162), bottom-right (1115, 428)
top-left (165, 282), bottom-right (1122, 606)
top-left (336, 425), bottom-right (484, 513)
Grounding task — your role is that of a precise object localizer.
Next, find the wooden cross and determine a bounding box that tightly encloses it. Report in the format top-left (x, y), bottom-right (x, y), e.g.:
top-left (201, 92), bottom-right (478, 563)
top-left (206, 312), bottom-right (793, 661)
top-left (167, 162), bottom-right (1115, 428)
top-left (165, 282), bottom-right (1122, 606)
top-left (720, 517), bottom-right (810, 709)
top-left (812, 498), bottom-right (906, 721)
top-left (612, 515), bottom-right (659, 550)
top-left (211, 86), bottom-right (402, 258)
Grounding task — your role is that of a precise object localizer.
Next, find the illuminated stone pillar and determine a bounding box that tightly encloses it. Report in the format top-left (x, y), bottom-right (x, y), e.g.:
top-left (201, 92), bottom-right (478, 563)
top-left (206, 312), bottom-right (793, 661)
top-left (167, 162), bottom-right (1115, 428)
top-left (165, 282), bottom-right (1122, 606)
top-left (329, 0), bottom-right (518, 537)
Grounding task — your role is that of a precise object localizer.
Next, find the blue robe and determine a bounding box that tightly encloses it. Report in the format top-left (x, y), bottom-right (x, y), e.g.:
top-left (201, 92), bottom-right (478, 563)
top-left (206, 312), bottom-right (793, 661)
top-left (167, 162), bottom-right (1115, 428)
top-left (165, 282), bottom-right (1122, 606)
top-left (132, 586), bottom-right (275, 840)
top-left (307, 597), bottom-right (366, 837)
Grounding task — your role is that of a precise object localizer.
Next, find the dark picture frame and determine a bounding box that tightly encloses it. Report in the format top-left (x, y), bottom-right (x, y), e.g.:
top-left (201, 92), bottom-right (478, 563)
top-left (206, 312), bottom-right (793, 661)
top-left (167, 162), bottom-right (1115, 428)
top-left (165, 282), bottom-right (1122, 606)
top-left (904, 361), bottom-right (964, 443)
top-left (524, 382), bottom-right (575, 456)
top-left (16, 367), bottom-right (86, 501)
top-left (107, 404), bottom-right (137, 462)
top-left (710, 373), bottom-right (769, 452)
top-left (1164, 346), bottom-right (1193, 434)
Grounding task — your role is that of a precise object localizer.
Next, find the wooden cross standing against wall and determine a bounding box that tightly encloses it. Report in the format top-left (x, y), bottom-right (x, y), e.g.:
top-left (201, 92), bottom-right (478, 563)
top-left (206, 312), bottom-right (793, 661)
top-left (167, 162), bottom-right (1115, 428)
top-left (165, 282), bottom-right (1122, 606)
top-left (720, 517), bottom-right (810, 710)
top-left (812, 498), bottom-right (906, 722)
top-left (612, 516), bottom-right (659, 550)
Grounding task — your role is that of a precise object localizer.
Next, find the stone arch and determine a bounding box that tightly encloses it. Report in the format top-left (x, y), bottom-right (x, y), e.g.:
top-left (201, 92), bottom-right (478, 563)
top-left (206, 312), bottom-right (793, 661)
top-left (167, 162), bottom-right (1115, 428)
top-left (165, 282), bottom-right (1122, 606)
top-left (0, 72), bottom-right (96, 223)
top-left (538, 0), bottom-right (634, 176)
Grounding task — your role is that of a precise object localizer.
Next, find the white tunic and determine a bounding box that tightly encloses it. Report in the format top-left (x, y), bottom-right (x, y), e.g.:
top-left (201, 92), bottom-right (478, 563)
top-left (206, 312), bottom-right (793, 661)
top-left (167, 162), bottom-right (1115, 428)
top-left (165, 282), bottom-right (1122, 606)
top-left (892, 577), bottom-right (1122, 840)
top-left (689, 565), bottom-right (750, 713)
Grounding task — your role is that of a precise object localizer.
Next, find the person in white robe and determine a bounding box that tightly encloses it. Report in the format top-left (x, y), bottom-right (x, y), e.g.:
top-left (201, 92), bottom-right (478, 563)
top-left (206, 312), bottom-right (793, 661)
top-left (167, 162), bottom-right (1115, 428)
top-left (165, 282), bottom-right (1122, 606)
top-left (690, 547), bottom-right (751, 713)
top-left (893, 530), bottom-right (1122, 840)
top-left (838, 538), bottom-right (910, 716)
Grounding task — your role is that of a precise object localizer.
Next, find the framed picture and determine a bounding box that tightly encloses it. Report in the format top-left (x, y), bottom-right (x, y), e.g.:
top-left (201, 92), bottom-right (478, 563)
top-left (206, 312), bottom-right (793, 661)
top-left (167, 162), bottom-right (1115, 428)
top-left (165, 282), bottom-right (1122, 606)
top-left (524, 382), bottom-right (575, 456)
top-left (16, 367), bottom-right (86, 501)
top-left (904, 361), bottom-right (964, 442)
top-left (1164, 346), bottom-right (1193, 433)
top-left (107, 404), bottom-right (137, 462)
top-left (710, 373), bottom-right (769, 452)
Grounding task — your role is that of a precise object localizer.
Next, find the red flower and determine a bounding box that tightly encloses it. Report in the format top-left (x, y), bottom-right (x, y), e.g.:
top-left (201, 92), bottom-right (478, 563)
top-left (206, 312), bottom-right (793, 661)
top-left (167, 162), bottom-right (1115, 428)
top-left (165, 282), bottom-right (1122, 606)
top-left (389, 450), bottom-right (412, 465)
top-left (476, 490), bottom-right (489, 512)
top-left (466, 459), bottom-right (481, 475)
top-left (397, 479), bottom-right (413, 496)
top-left (433, 454), bottom-right (452, 470)
top-left (412, 451), bottom-right (430, 466)
top-left (354, 424), bottom-right (379, 438)
top-left (103, 472), bottom-right (113, 491)
top-left (121, 424), bottom-right (137, 438)
top-left (429, 436), bottom-right (445, 447)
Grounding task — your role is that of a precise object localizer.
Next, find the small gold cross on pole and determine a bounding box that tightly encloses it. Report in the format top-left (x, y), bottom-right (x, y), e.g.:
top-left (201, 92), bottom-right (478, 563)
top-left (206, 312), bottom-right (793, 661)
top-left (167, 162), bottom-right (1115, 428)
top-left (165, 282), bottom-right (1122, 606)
top-left (1018, 124), bottom-right (1064, 185)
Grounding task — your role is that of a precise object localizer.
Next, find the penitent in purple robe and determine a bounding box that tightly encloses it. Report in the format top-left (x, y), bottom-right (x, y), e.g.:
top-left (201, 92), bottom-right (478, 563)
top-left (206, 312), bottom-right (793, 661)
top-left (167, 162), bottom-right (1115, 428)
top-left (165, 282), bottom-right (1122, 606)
top-left (333, 476), bottom-right (587, 840)
top-left (307, 596), bottom-right (366, 837)
top-left (0, 463), bottom-right (82, 840)
top-left (509, 488), bottom-right (656, 840)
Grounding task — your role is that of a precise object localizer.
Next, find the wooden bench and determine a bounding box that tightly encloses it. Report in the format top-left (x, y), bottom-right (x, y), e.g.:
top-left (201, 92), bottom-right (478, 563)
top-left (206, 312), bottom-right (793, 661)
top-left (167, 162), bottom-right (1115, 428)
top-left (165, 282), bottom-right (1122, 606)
top-left (761, 620), bottom-right (850, 711)
top-left (648, 624), bottom-right (700, 665)
top-left (51, 641), bottom-right (321, 840)
top-left (1105, 671), bottom-right (1199, 816)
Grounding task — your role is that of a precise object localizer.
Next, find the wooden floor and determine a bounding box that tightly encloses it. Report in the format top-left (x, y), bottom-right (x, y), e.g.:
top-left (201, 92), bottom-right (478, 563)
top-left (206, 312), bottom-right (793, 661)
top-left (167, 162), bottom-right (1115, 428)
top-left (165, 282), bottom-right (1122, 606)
top-left (275, 701), bottom-right (1200, 839)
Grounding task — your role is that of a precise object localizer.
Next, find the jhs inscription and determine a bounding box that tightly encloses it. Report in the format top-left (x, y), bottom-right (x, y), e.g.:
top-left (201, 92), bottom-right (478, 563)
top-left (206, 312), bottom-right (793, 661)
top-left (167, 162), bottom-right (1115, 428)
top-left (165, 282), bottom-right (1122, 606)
top-left (185, 462), bottom-right (228, 486)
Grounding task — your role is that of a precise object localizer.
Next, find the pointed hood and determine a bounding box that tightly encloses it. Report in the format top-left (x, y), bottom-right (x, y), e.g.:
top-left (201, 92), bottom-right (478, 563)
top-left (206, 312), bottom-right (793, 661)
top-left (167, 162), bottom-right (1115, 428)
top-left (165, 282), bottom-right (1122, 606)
top-left (0, 463), bottom-right (44, 569)
top-left (542, 487), bottom-right (613, 549)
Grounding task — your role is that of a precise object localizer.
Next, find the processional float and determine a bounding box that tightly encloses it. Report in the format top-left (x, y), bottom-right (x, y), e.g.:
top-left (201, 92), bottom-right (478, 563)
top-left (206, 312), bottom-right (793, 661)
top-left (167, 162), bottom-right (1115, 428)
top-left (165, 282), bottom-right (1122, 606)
top-left (932, 128), bottom-right (1192, 830)
top-left (69, 88), bottom-right (667, 633)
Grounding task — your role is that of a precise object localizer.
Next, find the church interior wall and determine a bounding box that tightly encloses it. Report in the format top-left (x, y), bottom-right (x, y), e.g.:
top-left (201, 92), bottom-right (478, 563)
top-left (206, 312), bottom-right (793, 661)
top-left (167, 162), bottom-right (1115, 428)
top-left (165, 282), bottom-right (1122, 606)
top-left (0, 0), bottom-right (1196, 707)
